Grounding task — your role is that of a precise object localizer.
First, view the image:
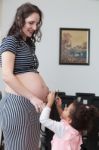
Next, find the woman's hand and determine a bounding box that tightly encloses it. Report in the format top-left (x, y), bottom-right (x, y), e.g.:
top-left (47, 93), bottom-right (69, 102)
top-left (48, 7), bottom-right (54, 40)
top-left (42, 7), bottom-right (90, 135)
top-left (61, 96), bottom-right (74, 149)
top-left (30, 97), bottom-right (45, 112)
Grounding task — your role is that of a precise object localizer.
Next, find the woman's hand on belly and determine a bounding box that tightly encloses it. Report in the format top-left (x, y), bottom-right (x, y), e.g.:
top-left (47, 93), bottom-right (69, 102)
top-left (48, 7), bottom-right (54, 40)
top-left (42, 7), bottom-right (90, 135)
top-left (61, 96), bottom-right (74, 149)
top-left (30, 96), bottom-right (45, 112)
top-left (16, 72), bottom-right (49, 107)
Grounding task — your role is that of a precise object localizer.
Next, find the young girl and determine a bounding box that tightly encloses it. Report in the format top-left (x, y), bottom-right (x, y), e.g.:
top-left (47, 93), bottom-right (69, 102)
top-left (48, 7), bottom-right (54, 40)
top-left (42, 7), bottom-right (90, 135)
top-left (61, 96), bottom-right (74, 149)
top-left (40, 91), bottom-right (99, 150)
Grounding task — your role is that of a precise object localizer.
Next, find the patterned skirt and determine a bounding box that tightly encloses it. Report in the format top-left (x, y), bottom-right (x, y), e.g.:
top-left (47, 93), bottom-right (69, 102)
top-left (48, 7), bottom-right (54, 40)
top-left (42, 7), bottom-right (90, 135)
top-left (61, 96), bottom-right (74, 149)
top-left (0, 93), bottom-right (40, 150)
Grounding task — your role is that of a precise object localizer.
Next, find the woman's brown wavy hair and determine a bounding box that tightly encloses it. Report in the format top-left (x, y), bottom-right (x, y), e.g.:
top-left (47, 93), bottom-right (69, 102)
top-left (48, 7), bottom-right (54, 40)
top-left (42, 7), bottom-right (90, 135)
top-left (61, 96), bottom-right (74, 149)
top-left (7, 2), bottom-right (43, 43)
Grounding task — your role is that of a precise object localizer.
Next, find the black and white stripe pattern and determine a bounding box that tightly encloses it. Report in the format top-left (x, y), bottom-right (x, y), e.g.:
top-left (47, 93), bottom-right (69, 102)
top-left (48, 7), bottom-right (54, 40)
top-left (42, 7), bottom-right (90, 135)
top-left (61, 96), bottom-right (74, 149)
top-left (0, 93), bottom-right (40, 150)
top-left (0, 36), bottom-right (39, 74)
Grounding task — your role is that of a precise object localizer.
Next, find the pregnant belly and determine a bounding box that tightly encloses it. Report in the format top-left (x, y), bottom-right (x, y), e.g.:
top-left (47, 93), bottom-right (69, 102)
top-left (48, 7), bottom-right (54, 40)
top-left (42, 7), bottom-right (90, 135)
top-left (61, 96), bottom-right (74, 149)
top-left (16, 72), bottom-right (49, 102)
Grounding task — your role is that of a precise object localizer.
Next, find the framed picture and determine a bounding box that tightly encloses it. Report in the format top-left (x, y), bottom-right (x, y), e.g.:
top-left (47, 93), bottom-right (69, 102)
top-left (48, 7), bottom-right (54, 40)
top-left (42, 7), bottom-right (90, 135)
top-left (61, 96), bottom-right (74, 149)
top-left (59, 28), bottom-right (90, 65)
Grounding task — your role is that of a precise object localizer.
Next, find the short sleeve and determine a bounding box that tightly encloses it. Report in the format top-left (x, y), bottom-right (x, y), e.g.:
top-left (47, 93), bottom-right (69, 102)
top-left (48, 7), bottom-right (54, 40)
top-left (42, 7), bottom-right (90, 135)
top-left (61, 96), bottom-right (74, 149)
top-left (0, 36), bottom-right (17, 55)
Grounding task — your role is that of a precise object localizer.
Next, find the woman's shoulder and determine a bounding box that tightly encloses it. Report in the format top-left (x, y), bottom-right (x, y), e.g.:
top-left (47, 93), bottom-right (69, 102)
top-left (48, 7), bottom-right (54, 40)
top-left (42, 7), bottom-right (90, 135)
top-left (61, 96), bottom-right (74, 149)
top-left (0, 35), bottom-right (18, 54)
top-left (1, 35), bottom-right (18, 48)
top-left (2, 35), bottom-right (17, 43)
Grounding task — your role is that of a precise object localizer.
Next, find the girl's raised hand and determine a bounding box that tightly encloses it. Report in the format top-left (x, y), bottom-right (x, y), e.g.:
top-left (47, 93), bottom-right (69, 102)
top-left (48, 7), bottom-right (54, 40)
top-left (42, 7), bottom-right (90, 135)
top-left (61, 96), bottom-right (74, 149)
top-left (47, 91), bottom-right (55, 107)
top-left (56, 97), bottom-right (62, 108)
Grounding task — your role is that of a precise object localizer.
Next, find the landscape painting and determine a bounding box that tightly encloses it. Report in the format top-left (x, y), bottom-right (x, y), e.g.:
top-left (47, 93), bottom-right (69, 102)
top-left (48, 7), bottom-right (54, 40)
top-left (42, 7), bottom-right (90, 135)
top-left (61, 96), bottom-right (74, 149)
top-left (59, 28), bottom-right (90, 65)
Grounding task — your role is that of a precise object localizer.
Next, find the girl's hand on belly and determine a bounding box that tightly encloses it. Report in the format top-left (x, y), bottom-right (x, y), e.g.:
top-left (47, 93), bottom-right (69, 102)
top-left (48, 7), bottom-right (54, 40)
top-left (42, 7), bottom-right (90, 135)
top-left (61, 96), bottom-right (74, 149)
top-left (30, 96), bottom-right (45, 112)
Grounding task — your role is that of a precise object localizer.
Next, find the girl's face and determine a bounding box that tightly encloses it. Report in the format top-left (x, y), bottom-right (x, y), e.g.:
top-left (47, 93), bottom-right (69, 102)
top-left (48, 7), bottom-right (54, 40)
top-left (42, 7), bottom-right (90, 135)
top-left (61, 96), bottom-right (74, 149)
top-left (21, 12), bottom-right (40, 40)
top-left (61, 103), bottom-right (74, 124)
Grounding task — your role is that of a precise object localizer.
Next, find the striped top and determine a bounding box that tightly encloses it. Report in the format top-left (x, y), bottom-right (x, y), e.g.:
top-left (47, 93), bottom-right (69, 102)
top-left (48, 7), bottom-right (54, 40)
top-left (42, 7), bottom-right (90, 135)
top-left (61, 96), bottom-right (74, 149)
top-left (0, 35), bottom-right (39, 74)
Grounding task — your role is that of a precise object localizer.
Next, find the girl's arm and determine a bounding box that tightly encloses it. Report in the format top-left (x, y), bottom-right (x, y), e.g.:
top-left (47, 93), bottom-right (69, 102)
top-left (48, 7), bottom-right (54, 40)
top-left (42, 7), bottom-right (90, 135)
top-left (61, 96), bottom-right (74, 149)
top-left (1, 51), bottom-right (44, 111)
top-left (40, 106), bottom-right (65, 137)
top-left (40, 92), bottom-right (65, 137)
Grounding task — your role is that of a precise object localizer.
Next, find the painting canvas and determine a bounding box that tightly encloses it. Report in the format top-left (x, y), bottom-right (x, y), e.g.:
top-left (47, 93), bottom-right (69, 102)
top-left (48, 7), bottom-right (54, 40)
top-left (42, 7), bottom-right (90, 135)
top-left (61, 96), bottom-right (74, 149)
top-left (59, 28), bottom-right (90, 65)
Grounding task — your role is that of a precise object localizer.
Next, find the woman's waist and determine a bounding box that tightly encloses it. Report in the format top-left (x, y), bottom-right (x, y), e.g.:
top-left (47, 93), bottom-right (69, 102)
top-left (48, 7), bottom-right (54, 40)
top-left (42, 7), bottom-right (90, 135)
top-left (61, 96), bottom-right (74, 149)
top-left (5, 86), bottom-right (49, 102)
top-left (5, 87), bottom-right (20, 95)
top-left (5, 72), bottom-right (49, 100)
top-left (5, 85), bottom-right (49, 101)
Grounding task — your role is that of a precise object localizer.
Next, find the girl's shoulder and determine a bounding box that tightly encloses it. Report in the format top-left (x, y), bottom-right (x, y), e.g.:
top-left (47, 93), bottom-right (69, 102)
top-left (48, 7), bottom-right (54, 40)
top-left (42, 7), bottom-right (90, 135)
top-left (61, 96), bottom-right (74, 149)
top-left (61, 119), bottom-right (79, 135)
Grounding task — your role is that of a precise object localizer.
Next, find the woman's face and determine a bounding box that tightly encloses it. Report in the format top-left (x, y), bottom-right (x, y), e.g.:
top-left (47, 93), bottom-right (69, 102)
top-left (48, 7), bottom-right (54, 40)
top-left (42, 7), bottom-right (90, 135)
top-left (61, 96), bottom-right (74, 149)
top-left (21, 12), bottom-right (40, 40)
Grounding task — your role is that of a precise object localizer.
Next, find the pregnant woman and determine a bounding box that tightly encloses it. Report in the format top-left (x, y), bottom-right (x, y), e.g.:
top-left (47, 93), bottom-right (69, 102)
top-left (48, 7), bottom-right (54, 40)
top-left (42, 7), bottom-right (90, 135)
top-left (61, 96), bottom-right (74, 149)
top-left (0, 3), bottom-right (49, 150)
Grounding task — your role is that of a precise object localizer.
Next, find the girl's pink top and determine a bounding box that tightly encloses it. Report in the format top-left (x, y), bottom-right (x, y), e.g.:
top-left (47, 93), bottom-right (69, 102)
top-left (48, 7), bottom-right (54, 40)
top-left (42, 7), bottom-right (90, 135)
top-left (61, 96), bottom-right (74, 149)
top-left (51, 120), bottom-right (82, 150)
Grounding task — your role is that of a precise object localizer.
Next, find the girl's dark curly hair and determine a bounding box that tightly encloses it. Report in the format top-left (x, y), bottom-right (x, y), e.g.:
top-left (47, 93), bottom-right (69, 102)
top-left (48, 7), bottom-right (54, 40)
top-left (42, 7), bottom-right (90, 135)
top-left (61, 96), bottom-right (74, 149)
top-left (69, 100), bottom-right (99, 133)
top-left (7, 2), bottom-right (43, 43)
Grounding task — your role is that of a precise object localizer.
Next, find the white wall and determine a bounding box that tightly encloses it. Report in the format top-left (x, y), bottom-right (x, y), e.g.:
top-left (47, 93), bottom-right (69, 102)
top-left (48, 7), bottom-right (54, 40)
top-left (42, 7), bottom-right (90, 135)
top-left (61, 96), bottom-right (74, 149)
top-left (0, 0), bottom-right (99, 95)
top-left (0, 0), bottom-right (3, 42)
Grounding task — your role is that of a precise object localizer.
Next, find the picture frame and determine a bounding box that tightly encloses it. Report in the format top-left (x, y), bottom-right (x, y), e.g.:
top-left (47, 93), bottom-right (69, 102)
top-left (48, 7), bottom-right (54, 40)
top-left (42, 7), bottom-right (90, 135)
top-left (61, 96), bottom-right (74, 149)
top-left (59, 28), bottom-right (90, 65)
